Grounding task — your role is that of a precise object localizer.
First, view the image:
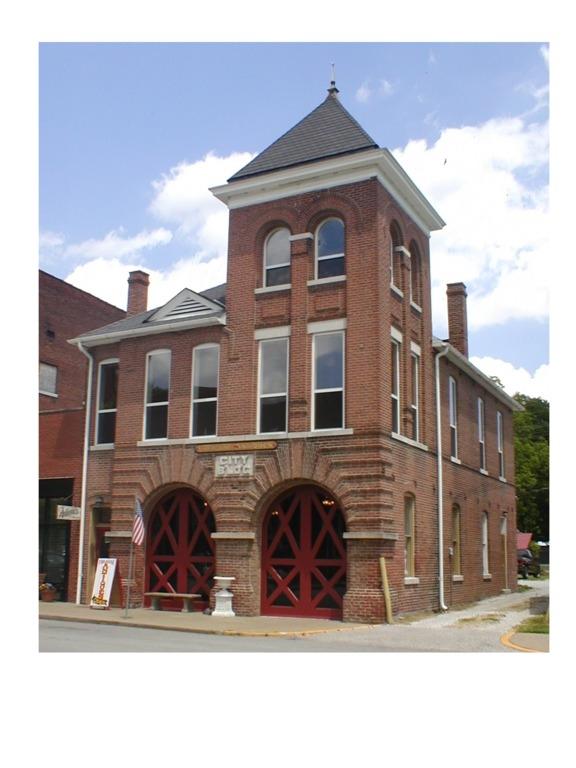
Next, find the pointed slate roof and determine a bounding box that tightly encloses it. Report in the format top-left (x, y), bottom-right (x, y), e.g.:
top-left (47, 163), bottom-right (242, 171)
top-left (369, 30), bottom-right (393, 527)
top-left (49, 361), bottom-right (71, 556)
top-left (228, 91), bottom-right (379, 181)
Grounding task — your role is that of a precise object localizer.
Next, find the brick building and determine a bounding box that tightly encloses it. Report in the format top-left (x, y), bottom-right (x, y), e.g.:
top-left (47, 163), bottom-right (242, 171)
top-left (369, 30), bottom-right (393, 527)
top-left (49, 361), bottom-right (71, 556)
top-left (39, 270), bottom-right (125, 601)
top-left (68, 84), bottom-right (521, 622)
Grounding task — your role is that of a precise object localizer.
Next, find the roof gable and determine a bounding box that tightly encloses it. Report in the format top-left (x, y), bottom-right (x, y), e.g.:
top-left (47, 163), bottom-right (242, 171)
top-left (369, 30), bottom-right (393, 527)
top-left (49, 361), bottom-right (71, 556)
top-left (229, 93), bottom-right (378, 181)
top-left (148, 288), bottom-right (224, 323)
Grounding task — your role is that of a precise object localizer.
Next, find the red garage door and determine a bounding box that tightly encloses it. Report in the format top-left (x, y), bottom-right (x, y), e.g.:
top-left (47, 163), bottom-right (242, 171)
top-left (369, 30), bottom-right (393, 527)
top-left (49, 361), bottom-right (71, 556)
top-left (262, 485), bottom-right (346, 619)
top-left (145, 488), bottom-right (215, 611)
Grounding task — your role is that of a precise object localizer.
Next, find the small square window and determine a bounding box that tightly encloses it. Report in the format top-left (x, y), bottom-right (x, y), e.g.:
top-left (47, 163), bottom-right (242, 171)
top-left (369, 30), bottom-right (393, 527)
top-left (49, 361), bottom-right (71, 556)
top-left (40, 363), bottom-right (57, 395)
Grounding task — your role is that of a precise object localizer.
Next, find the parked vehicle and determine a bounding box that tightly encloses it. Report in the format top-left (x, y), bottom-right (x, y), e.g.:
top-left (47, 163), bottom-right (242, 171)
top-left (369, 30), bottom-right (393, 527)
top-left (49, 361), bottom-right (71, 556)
top-left (517, 548), bottom-right (541, 578)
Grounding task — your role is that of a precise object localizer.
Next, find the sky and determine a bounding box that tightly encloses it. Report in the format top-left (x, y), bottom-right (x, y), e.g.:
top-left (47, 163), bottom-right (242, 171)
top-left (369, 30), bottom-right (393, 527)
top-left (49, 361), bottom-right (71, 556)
top-left (39, 42), bottom-right (549, 400)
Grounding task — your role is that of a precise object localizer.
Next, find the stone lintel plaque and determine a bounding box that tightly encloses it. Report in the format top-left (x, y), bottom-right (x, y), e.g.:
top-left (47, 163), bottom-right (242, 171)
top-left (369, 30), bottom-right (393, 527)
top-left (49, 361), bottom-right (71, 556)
top-left (196, 440), bottom-right (277, 454)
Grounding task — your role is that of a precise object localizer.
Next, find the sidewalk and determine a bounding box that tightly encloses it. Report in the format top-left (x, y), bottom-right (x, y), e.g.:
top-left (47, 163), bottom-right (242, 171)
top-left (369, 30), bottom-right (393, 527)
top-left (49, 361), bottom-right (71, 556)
top-left (38, 600), bottom-right (368, 637)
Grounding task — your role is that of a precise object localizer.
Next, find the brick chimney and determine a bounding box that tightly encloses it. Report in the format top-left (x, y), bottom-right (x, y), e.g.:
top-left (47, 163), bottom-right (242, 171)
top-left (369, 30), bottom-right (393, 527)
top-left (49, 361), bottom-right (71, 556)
top-left (127, 270), bottom-right (150, 316)
top-left (446, 282), bottom-right (469, 357)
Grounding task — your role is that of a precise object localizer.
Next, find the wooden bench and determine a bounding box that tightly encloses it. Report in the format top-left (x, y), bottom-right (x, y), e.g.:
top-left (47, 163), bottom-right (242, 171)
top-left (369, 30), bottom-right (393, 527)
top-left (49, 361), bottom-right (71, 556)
top-left (144, 592), bottom-right (201, 613)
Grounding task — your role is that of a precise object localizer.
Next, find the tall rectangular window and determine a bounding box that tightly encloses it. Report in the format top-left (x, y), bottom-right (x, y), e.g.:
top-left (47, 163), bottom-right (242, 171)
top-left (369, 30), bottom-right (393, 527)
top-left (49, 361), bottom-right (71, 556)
top-left (452, 505), bottom-right (462, 576)
top-left (144, 350), bottom-right (170, 439)
top-left (404, 495), bottom-right (415, 577)
top-left (313, 332), bottom-right (344, 430)
top-left (482, 511), bottom-right (490, 576)
top-left (477, 397), bottom-right (486, 471)
top-left (259, 338), bottom-right (288, 433)
top-left (497, 410), bottom-right (505, 478)
top-left (410, 349), bottom-right (420, 441)
top-left (192, 345), bottom-right (219, 437)
top-left (391, 338), bottom-right (401, 434)
top-left (449, 376), bottom-right (458, 459)
top-left (96, 360), bottom-right (119, 444)
top-left (39, 362), bottom-right (58, 396)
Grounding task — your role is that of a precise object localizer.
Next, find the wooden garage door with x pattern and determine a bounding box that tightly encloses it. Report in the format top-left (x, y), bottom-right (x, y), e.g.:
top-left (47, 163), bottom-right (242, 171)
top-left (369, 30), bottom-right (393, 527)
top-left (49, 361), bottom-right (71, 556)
top-left (145, 488), bottom-right (215, 611)
top-left (262, 485), bottom-right (347, 619)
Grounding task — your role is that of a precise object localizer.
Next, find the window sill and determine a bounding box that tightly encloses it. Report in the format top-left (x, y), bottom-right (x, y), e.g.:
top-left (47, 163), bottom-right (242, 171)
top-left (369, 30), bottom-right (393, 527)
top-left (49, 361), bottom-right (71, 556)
top-left (140, 430), bottom-right (356, 447)
top-left (410, 300), bottom-right (422, 313)
top-left (390, 284), bottom-right (403, 299)
top-left (137, 438), bottom-right (170, 446)
top-left (483, 573), bottom-right (492, 581)
top-left (450, 456), bottom-right (462, 465)
top-left (90, 444), bottom-right (115, 451)
top-left (480, 468), bottom-right (489, 476)
top-left (391, 432), bottom-right (429, 452)
top-left (404, 576), bottom-right (420, 586)
top-left (255, 284), bottom-right (291, 295)
top-left (452, 575), bottom-right (464, 583)
top-left (498, 476), bottom-right (507, 483)
top-left (307, 275), bottom-right (346, 288)
top-left (39, 390), bottom-right (58, 398)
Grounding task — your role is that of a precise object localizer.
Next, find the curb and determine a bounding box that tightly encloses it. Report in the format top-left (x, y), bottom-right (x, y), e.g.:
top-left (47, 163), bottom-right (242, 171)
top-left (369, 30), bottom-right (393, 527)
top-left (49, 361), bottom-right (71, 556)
top-left (39, 611), bottom-right (373, 638)
top-left (500, 629), bottom-right (544, 652)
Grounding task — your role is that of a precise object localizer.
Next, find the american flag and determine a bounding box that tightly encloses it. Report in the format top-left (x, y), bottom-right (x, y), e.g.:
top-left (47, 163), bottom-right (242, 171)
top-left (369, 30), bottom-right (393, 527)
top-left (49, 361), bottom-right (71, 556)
top-left (132, 498), bottom-right (145, 546)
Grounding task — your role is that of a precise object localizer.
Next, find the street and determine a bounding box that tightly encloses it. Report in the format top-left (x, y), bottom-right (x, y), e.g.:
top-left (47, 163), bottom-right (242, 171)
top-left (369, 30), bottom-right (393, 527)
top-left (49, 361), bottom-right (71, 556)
top-left (39, 579), bottom-right (548, 652)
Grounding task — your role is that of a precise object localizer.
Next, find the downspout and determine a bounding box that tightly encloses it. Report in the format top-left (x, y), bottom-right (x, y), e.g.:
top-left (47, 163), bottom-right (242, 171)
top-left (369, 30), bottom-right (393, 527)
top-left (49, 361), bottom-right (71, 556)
top-left (435, 343), bottom-right (450, 611)
top-left (75, 341), bottom-right (94, 605)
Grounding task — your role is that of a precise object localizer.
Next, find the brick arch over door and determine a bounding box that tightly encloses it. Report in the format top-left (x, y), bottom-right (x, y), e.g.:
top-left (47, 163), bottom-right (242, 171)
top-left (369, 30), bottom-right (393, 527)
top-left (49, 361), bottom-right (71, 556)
top-left (261, 483), bottom-right (347, 619)
top-left (145, 486), bottom-right (215, 611)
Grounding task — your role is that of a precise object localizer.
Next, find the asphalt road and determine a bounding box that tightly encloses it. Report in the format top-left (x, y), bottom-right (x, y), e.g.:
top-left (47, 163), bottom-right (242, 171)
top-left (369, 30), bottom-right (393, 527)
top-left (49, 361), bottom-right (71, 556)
top-left (39, 579), bottom-right (548, 652)
top-left (38, 617), bottom-right (514, 652)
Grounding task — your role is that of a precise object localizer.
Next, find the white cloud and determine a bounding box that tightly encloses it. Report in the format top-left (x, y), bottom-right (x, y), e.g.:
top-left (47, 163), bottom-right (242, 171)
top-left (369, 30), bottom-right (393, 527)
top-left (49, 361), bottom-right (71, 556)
top-left (355, 82), bottom-right (371, 103)
top-left (62, 227), bottom-right (173, 261)
top-left (471, 356), bottom-right (550, 401)
top-left (149, 151), bottom-right (255, 258)
top-left (392, 115), bottom-right (549, 336)
top-left (355, 78), bottom-right (394, 104)
top-left (540, 45), bottom-right (549, 66)
top-left (65, 253), bottom-right (227, 311)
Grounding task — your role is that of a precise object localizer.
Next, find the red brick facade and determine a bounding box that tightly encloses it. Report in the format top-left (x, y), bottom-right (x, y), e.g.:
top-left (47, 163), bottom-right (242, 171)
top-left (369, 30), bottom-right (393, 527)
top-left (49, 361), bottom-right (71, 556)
top-left (74, 169), bottom-right (519, 621)
top-left (39, 271), bottom-right (125, 601)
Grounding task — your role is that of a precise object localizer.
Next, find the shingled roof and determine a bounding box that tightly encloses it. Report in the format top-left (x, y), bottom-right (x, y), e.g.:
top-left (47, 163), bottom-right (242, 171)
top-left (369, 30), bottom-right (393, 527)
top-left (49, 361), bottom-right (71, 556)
top-left (228, 89), bottom-right (379, 181)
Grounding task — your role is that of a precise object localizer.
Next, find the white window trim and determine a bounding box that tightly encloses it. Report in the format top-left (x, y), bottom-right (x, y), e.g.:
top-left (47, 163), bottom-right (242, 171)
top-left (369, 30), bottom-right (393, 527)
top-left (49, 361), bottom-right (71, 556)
top-left (257, 337), bottom-right (289, 435)
top-left (191, 344), bottom-right (220, 438)
top-left (95, 358), bottom-right (119, 446)
top-left (391, 335), bottom-right (401, 435)
top-left (404, 495), bottom-right (416, 578)
top-left (449, 375), bottom-right (458, 459)
top-left (497, 410), bottom-right (505, 480)
top-left (390, 245), bottom-right (409, 291)
top-left (255, 325), bottom-right (292, 340)
top-left (143, 349), bottom-right (171, 441)
top-left (312, 330), bottom-right (345, 432)
top-left (263, 228), bottom-right (291, 288)
top-left (255, 284), bottom-right (291, 295)
top-left (478, 397), bottom-right (486, 472)
top-left (482, 512), bottom-right (490, 577)
top-left (307, 318), bottom-right (347, 335)
top-left (307, 274), bottom-right (347, 288)
top-left (315, 218), bottom-right (345, 279)
top-left (39, 362), bottom-right (58, 397)
top-left (410, 349), bottom-right (420, 443)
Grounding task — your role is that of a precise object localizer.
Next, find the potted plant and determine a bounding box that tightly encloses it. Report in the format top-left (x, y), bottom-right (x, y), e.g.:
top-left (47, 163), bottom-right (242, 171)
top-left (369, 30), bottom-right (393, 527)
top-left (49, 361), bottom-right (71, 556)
top-left (39, 582), bottom-right (59, 602)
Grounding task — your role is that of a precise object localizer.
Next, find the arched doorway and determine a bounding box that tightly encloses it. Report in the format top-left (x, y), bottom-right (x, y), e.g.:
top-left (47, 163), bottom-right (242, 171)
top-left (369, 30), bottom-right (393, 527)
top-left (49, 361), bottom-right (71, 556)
top-left (145, 487), bottom-right (215, 611)
top-left (261, 485), bottom-right (347, 619)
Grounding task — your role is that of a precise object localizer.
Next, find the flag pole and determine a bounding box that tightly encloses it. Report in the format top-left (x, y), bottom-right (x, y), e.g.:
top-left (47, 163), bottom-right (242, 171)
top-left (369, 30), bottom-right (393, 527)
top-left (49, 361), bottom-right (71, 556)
top-left (124, 536), bottom-right (134, 619)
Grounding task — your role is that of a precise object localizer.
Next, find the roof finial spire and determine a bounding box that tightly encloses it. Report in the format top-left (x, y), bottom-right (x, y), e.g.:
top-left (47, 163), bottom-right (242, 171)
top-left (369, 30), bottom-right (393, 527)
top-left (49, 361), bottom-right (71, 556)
top-left (327, 63), bottom-right (339, 97)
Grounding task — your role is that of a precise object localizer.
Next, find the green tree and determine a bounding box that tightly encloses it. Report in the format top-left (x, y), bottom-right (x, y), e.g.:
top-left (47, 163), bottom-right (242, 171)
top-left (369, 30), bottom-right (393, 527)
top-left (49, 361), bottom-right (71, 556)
top-left (513, 394), bottom-right (549, 541)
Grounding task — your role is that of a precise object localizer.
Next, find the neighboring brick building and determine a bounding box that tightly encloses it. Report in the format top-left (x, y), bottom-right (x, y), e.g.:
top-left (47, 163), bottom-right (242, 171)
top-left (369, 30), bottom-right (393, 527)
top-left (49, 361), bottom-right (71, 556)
top-left (69, 84), bottom-right (521, 621)
top-left (39, 270), bottom-right (125, 601)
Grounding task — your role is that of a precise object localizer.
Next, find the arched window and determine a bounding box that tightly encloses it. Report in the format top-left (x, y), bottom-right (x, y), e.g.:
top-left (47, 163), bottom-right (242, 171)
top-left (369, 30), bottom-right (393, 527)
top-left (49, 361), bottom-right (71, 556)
top-left (409, 240), bottom-right (422, 307)
top-left (390, 221), bottom-right (403, 290)
top-left (316, 218), bottom-right (345, 279)
top-left (452, 505), bottom-right (462, 576)
top-left (264, 228), bottom-right (291, 287)
top-left (404, 494), bottom-right (416, 577)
